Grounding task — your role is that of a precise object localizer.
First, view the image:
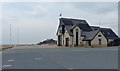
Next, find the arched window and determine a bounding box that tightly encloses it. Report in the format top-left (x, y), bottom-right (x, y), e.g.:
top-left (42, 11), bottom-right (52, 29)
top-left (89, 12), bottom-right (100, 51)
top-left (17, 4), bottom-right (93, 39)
top-left (76, 29), bottom-right (78, 32)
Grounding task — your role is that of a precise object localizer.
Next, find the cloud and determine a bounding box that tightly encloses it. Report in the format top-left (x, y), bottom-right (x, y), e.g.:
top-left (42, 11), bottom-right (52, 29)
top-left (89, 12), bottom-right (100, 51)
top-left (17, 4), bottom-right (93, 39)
top-left (2, 2), bottom-right (118, 44)
top-left (25, 5), bottom-right (48, 16)
top-left (61, 2), bottom-right (118, 34)
top-left (19, 20), bottom-right (57, 42)
top-left (0, 3), bottom-right (2, 45)
top-left (2, 18), bottom-right (58, 44)
top-left (0, 0), bottom-right (119, 2)
top-left (0, 24), bottom-right (2, 45)
top-left (118, 2), bottom-right (120, 37)
top-left (68, 2), bottom-right (117, 14)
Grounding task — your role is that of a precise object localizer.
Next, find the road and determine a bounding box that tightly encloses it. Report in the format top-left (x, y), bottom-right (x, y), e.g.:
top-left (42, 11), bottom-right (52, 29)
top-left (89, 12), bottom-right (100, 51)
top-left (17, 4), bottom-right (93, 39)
top-left (2, 45), bottom-right (119, 69)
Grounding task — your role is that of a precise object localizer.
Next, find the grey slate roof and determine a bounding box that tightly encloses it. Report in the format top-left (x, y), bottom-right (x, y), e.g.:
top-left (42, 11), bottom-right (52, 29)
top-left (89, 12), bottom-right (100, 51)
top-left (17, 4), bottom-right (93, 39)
top-left (100, 28), bottom-right (119, 40)
top-left (65, 25), bottom-right (73, 36)
top-left (57, 18), bottom-right (118, 40)
top-left (91, 26), bottom-right (119, 40)
top-left (81, 30), bottom-right (100, 41)
top-left (90, 26), bottom-right (100, 30)
top-left (61, 18), bottom-right (92, 32)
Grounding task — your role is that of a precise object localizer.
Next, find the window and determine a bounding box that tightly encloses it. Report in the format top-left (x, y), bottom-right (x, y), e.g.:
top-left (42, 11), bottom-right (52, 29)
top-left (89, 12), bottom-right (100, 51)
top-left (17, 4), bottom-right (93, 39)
top-left (60, 25), bottom-right (65, 34)
top-left (86, 41), bottom-right (91, 46)
top-left (86, 41), bottom-right (89, 45)
top-left (99, 39), bottom-right (102, 45)
top-left (98, 35), bottom-right (101, 37)
top-left (60, 27), bottom-right (62, 33)
top-left (76, 29), bottom-right (78, 32)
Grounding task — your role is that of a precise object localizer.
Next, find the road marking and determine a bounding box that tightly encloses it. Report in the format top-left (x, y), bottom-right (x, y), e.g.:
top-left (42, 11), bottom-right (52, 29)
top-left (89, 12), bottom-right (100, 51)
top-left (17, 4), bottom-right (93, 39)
top-left (35, 57), bottom-right (42, 60)
top-left (2, 65), bottom-right (12, 68)
top-left (66, 68), bottom-right (74, 70)
top-left (8, 60), bottom-right (14, 62)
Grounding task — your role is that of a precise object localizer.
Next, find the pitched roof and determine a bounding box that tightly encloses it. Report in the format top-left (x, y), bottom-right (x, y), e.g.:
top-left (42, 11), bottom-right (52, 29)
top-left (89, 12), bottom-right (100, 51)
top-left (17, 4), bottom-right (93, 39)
top-left (65, 25), bottom-right (73, 36)
top-left (60, 18), bottom-right (92, 32)
top-left (82, 27), bottom-right (118, 41)
top-left (100, 28), bottom-right (119, 40)
top-left (82, 30), bottom-right (100, 41)
top-left (90, 26), bottom-right (100, 30)
top-left (57, 18), bottom-right (118, 40)
top-left (91, 26), bottom-right (119, 40)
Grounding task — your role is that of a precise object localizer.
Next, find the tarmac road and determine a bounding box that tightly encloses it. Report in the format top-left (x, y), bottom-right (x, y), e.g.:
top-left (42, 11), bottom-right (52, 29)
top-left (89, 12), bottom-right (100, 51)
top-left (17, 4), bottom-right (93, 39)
top-left (2, 45), bottom-right (119, 69)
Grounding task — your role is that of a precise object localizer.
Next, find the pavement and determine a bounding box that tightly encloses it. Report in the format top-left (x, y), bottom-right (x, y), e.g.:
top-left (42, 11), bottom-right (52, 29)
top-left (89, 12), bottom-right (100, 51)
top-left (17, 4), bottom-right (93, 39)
top-left (1, 45), bottom-right (119, 69)
top-left (0, 46), bottom-right (14, 51)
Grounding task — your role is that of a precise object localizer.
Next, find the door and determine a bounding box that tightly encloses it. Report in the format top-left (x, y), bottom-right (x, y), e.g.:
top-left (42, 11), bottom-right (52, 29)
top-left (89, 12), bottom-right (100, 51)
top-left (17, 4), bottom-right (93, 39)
top-left (88, 41), bottom-right (91, 46)
top-left (99, 39), bottom-right (101, 45)
top-left (66, 38), bottom-right (69, 47)
top-left (58, 35), bottom-right (62, 46)
top-left (76, 31), bottom-right (78, 46)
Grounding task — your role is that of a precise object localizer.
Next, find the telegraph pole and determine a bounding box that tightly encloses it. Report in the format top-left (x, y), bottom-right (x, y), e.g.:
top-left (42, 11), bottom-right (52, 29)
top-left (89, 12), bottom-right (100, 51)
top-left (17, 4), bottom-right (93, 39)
top-left (99, 19), bottom-right (100, 28)
top-left (17, 27), bottom-right (19, 45)
top-left (10, 24), bottom-right (11, 46)
top-left (99, 19), bottom-right (100, 27)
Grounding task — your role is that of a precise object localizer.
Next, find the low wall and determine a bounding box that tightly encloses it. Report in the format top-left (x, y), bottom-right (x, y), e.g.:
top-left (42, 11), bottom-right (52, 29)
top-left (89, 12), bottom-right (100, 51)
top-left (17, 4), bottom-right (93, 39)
top-left (0, 46), bottom-right (14, 51)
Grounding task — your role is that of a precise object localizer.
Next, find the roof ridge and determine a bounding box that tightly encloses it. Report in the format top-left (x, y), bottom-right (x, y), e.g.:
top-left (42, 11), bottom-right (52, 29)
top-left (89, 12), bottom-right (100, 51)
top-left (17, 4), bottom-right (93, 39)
top-left (100, 28), bottom-right (111, 29)
top-left (60, 17), bottom-right (84, 21)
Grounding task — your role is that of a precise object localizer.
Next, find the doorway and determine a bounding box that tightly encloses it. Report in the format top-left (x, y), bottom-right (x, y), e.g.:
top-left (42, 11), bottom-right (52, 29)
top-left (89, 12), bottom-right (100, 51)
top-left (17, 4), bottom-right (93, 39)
top-left (88, 41), bottom-right (91, 46)
top-left (76, 29), bottom-right (78, 46)
top-left (66, 38), bottom-right (69, 47)
top-left (58, 35), bottom-right (62, 46)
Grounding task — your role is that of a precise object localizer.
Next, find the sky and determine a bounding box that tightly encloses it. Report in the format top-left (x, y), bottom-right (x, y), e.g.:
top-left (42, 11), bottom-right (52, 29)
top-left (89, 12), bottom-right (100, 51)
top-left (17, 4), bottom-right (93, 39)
top-left (0, 0), bottom-right (119, 2)
top-left (1, 2), bottom-right (119, 45)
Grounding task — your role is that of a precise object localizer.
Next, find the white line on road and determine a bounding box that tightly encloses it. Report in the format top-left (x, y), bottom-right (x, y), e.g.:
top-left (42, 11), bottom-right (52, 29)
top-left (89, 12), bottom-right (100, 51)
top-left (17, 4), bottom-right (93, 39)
top-left (2, 65), bottom-right (12, 68)
top-left (35, 57), bottom-right (42, 60)
top-left (8, 60), bottom-right (14, 62)
top-left (66, 68), bottom-right (74, 70)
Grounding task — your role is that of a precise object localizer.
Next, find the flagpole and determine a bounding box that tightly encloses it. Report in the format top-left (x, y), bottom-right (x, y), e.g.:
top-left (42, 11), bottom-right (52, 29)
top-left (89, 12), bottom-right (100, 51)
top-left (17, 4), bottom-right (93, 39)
top-left (59, 12), bottom-right (62, 18)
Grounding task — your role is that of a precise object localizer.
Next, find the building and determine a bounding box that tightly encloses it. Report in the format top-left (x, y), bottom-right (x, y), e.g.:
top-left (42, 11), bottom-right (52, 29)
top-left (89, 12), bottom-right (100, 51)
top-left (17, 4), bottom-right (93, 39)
top-left (37, 39), bottom-right (57, 45)
top-left (56, 18), bottom-right (120, 47)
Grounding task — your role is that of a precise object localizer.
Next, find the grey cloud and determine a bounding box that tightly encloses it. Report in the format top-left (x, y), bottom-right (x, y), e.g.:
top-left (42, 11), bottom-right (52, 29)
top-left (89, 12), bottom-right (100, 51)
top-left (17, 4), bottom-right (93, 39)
top-left (69, 2), bottom-right (118, 14)
top-left (25, 5), bottom-right (49, 17)
top-left (1, 2), bottom-right (118, 44)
